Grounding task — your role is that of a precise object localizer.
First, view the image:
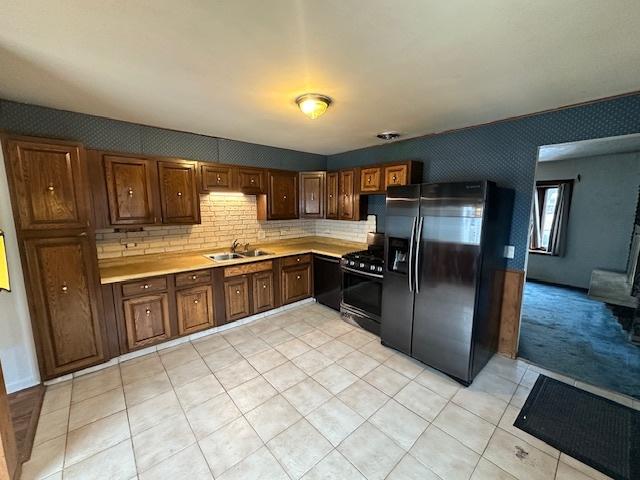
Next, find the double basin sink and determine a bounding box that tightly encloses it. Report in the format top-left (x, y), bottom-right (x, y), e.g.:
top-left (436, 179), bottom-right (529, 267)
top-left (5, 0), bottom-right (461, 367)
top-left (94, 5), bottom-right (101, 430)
top-left (205, 250), bottom-right (273, 262)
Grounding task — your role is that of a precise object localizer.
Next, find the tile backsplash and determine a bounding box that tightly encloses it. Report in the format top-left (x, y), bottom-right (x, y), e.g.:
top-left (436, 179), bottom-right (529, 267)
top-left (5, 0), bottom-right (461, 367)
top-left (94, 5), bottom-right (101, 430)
top-left (95, 193), bottom-right (377, 259)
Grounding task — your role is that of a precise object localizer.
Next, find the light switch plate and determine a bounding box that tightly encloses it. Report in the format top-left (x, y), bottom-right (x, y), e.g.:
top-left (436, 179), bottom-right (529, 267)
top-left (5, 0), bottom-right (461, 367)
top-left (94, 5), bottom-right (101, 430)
top-left (504, 245), bottom-right (515, 259)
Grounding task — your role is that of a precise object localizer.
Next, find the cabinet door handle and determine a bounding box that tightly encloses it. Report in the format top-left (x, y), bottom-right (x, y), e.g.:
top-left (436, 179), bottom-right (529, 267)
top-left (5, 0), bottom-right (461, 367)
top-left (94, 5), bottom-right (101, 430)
top-left (177, 192), bottom-right (182, 197)
top-left (263, 284), bottom-right (267, 289)
top-left (283, 195), bottom-right (287, 199)
top-left (296, 275), bottom-right (301, 280)
top-left (311, 193), bottom-right (315, 201)
top-left (250, 178), bottom-right (255, 183)
top-left (128, 188), bottom-right (134, 197)
top-left (367, 177), bottom-right (371, 183)
top-left (61, 284), bottom-right (68, 293)
top-left (142, 284), bottom-right (150, 289)
top-left (392, 175), bottom-right (397, 182)
top-left (191, 275), bottom-right (197, 280)
top-left (329, 194), bottom-right (333, 198)
top-left (236, 289), bottom-right (240, 294)
top-left (194, 299), bottom-right (199, 304)
top-left (217, 176), bottom-right (222, 183)
top-left (145, 309), bottom-right (151, 316)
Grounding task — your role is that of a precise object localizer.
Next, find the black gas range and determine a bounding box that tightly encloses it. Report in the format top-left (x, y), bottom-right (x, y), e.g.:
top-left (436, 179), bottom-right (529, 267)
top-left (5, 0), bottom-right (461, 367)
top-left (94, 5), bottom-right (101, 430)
top-left (340, 233), bottom-right (384, 336)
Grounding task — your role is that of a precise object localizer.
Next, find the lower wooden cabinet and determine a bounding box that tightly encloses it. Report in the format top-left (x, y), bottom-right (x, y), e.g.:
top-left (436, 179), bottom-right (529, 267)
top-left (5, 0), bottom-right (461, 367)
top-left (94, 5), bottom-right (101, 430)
top-left (176, 285), bottom-right (215, 335)
top-left (24, 236), bottom-right (107, 379)
top-left (281, 264), bottom-right (312, 304)
top-left (123, 293), bottom-right (171, 350)
top-left (252, 271), bottom-right (274, 313)
top-left (224, 276), bottom-right (251, 321)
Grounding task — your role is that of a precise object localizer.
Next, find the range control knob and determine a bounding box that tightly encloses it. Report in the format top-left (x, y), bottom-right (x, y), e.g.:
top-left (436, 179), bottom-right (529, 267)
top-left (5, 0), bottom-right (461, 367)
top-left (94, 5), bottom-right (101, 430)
top-left (349, 260), bottom-right (356, 266)
top-left (359, 263), bottom-right (365, 268)
top-left (377, 266), bottom-right (383, 273)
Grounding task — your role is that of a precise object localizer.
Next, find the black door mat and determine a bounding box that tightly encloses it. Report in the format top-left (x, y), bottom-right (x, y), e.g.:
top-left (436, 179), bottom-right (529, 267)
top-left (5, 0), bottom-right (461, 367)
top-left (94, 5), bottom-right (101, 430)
top-left (514, 375), bottom-right (640, 480)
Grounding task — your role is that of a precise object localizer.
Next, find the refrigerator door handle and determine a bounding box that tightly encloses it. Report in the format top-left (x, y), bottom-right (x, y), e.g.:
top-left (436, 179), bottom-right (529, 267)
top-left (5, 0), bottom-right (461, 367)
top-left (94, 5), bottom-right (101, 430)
top-left (414, 216), bottom-right (424, 293)
top-left (408, 216), bottom-right (417, 293)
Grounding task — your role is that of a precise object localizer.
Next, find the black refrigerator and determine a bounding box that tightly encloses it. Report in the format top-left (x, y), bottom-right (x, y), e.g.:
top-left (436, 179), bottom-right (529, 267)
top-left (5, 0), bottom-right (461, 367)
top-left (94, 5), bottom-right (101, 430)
top-left (381, 181), bottom-right (513, 385)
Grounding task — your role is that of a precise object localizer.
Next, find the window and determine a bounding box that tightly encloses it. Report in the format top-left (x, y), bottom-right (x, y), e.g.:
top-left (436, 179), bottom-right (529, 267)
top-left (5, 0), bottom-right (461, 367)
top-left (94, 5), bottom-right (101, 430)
top-left (530, 180), bottom-right (573, 255)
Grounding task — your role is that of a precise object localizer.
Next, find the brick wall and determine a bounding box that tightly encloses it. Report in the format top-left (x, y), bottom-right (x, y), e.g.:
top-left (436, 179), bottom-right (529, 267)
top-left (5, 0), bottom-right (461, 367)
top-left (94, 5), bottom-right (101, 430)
top-left (95, 193), bottom-right (377, 259)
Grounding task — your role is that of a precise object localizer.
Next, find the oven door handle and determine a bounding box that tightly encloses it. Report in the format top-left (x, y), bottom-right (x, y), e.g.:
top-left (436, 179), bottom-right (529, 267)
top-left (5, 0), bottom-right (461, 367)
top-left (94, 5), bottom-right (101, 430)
top-left (341, 266), bottom-right (383, 279)
top-left (408, 216), bottom-right (417, 292)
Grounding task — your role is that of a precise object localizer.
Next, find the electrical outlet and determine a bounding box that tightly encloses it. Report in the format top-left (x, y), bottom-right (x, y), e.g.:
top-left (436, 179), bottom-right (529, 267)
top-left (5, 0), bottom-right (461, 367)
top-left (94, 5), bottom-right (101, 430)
top-left (504, 245), bottom-right (515, 259)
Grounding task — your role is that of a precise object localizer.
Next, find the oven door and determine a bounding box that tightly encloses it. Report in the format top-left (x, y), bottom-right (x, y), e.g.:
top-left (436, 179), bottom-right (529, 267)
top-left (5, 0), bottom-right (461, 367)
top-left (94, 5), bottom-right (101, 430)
top-left (341, 266), bottom-right (383, 322)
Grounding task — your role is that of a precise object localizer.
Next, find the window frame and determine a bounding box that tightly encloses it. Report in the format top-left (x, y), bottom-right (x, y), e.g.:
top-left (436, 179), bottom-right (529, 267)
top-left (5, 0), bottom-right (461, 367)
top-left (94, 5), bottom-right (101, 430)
top-left (529, 179), bottom-right (574, 256)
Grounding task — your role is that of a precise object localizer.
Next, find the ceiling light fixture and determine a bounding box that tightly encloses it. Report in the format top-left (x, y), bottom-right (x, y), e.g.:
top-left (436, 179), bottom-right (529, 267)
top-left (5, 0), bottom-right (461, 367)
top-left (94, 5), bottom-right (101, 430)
top-left (295, 93), bottom-right (332, 120)
top-left (377, 131), bottom-right (401, 140)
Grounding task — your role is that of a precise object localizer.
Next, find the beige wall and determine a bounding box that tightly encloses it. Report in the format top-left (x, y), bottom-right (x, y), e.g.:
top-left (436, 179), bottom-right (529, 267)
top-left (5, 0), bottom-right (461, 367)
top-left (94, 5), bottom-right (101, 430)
top-left (96, 192), bottom-right (377, 259)
top-left (0, 149), bottom-right (40, 393)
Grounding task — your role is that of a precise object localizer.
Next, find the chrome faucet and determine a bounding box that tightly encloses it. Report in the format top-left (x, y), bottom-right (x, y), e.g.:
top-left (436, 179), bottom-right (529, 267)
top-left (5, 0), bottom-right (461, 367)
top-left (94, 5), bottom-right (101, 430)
top-left (231, 239), bottom-right (240, 253)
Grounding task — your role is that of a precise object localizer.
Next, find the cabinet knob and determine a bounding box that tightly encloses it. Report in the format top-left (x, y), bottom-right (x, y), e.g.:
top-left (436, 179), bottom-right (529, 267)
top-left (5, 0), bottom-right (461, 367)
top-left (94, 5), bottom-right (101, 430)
top-left (311, 193), bottom-right (315, 201)
top-left (263, 284), bottom-right (267, 289)
top-left (191, 275), bottom-right (197, 280)
top-left (236, 289), bottom-right (240, 294)
top-left (296, 275), bottom-right (301, 280)
top-left (128, 188), bottom-right (134, 197)
top-left (297, 258), bottom-right (300, 262)
top-left (283, 195), bottom-right (287, 199)
top-left (217, 176), bottom-right (222, 183)
top-left (61, 284), bottom-right (68, 293)
top-left (250, 178), bottom-right (255, 183)
top-left (142, 284), bottom-right (150, 289)
top-left (177, 192), bottom-right (182, 197)
top-left (392, 175), bottom-right (397, 182)
top-left (47, 184), bottom-right (55, 192)
top-left (194, 299), bottom-right (199, 304)
top-left (145, 309), bottom-right (151, 316)
top-left (329, 194), bottom-right (333, 198)
top-left (367, 177), bottom-right (371, 183)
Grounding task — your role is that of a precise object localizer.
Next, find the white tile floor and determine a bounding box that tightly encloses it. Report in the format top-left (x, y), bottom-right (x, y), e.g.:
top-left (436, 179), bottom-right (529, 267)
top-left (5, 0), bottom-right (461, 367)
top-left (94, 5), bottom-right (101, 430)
top-left (22, 302), bottom-right (636, 480)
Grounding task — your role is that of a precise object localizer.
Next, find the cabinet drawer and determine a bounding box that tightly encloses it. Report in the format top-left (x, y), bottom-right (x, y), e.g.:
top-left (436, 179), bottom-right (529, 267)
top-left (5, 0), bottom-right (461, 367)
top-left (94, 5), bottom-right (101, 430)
top-left (236, 168), bottom-right (265, 193)
top-left (224, 261), bottom-right (273, 278)
top-left (121, 276), bottom-right (167, 297)
top-left (201, 164), bottom-right (234, 191)
top-left (281, 254), bottom-right (311, 267)
top-left (175, 269), bottom-right (212, 288)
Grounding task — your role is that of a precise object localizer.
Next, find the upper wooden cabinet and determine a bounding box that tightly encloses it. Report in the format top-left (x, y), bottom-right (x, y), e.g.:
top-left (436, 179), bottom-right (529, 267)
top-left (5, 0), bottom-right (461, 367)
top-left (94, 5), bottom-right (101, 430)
top-left (24, 235), bottom-right (106, 378)
top-left (236, 167), bottom-right (266, 194)
top-left (338, 168), bottom-right (366, 221)
top-left (200, 164), bottom-right (234, 192)
top-left (103, 154), bottom-right (160, 225)
top-left (360, 167), bottom-right (382, 193)
top-left (158, 160), bottom-right (200, 224)
top-left (266, 170), bottom-right (298, 220)
top-left (299, 171), bottom-right (325, 219)
top-left (384, 163), bottom-right (408, 189)
top-left (326, 172), bottom-right (339, 219)
top-left (4, 138), bottom-right (90, 231)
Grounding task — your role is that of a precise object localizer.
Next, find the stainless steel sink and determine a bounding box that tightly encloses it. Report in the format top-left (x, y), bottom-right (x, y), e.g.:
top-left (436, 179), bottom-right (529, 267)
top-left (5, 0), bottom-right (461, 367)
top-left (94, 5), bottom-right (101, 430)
top-left (238, 250), bottom-right (272, 257)
top-left (206, 252), bottom-right (244, 261)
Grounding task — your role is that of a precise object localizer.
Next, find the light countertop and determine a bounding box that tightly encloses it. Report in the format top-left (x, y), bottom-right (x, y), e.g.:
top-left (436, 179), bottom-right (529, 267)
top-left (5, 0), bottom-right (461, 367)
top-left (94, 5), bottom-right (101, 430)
top-left (98, 236), bottom-right (366, 284)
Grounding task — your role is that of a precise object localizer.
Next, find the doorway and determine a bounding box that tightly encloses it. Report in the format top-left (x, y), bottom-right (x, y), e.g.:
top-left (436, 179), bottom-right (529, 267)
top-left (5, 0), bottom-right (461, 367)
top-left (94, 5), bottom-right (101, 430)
top-left (518, 134), bottom-right (640, 399)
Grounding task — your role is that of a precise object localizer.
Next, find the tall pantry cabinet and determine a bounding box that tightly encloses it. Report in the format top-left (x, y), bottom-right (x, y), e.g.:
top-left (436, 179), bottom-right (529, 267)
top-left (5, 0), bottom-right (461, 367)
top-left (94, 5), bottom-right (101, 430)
top-left (2, 136), bottom-right (109, 380)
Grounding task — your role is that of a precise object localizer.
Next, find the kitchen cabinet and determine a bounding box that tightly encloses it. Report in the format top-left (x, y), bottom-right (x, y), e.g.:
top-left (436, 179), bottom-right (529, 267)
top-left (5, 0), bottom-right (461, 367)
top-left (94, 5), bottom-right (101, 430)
top-left (360, 167), bottom-right (382, 193)
top-left (200, 163), bottom-right (234, 192)
top-left (236, 167), bottom-right (266, 194)
top-left (338, 168), bottom-right (366, 221)
top-left (158, 160), bottom-right (200, 224)
top-left (267, 170), bottom-right (298, 220)
top-left (299, 171), bottom-right (325, 218)
top-left (326, 172), bottom-right (339, 219)
top-left (176, 285), bottom-right (215, 335)
top-left (281, 255), bottom-right (312, 305)
top-left (123, 293), bottom-right (172, 350)
top-left (252, 271), bottom-right (274, 313)
top-left (24, 235), bottom-right (106, 378)
top-left (224, 276), bottom-right (251, 321)
top-left (384, 164), bottom-right (408, 189)
top-left (5, 138), bottom-right (90, 231)
top-left (103, 153), bottom-right (160, 225)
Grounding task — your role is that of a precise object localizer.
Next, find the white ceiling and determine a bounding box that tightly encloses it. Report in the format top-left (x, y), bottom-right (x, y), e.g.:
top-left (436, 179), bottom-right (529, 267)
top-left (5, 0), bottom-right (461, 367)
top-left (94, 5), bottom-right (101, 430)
top-left (1, 1), bottom-right (640, 155)
top-left (538, 133), bottom-right (640, 162)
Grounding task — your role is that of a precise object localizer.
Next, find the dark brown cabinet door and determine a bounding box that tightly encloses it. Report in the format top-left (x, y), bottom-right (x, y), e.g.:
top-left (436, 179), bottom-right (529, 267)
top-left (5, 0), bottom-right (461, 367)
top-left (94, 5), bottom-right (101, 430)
top-left (24, 236), bottom-right (106, 378)
top-left (158, 160), bottom-right (200, 224)
top-left (103, 154), bottom-right (159, 225)
top-left (6, 139), bottom-right (89, 231)
top-left (360, 167), bottom-right (382, 193)
top-left (268, 170), bottom-right (298, 220)
top-left (123, 293), bottom-right (171, 350)
top-left (281, 264), bottom-right (312, 304)
top-left (299, 172), bottom-right (325, 218)
top-left (176, 285), bottom-right (215, 335)
top-left (236, 167), bottom-right (266, 194)
top-left (326, 172), bottom-right (339, 219)
top-left (201, 164), bottom-right (234, 192)
top-left (338, 169), bottom-right (358, 220)
top-left (384, 164), bottom-right (408, 189)
top-left (252, 271), bottom-right (274, 313)
top-left (224, 276), bottom-right (250, 321)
